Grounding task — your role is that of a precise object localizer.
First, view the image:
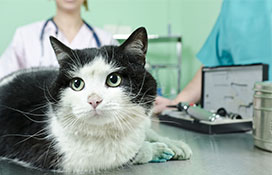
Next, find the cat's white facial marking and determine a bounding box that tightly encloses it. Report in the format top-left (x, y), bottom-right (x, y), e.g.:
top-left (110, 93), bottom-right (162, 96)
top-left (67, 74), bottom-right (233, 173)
top-left (57, 56), bottom-right (144, 128)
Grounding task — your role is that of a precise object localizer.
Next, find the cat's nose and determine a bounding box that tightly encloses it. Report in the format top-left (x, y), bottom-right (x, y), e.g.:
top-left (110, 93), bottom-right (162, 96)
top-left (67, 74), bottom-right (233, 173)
top-left (87, 94), bottom-right (103, 109)
top-left (89, 99), bottom-right (102, 109)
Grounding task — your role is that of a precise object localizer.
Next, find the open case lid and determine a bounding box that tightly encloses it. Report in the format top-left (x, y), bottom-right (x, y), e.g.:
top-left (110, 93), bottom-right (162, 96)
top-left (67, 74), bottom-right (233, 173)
top-left (200, 64), bottom-right (269, 119)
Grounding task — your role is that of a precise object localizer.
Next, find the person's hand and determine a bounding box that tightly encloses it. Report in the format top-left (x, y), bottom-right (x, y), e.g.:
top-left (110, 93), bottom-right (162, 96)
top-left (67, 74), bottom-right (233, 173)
top-left (153, 96), bottom-right (175, 115)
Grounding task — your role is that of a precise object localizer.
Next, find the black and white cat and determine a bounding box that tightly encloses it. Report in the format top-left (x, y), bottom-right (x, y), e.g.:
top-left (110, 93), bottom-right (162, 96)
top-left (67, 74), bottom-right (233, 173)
top-left (0, 27), bottom-right (191, 173)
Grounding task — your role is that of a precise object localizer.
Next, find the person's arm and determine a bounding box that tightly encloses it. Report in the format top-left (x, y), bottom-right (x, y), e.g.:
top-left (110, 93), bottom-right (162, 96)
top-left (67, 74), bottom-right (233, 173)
top-left (172, 66), bottom-right (202, 104)
top-left (153, 66), bottom-right (202, 114)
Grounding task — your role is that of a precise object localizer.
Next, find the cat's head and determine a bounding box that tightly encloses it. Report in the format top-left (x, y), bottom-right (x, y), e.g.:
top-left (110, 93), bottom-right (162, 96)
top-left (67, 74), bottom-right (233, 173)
top-left (49, 27), bottom-right (157, 129)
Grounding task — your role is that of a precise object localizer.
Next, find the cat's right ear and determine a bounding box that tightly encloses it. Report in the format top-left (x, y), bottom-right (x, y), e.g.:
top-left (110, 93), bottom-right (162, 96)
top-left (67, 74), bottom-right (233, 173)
top-left (119, 27), bottom-right (148, 66)
top-left (49, 36), bottom-right (72, 67)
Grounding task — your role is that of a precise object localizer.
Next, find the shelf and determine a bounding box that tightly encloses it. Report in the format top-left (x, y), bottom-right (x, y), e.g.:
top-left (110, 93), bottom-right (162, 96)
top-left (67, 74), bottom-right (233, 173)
top-left (114, 34), bottom-right (182, 43)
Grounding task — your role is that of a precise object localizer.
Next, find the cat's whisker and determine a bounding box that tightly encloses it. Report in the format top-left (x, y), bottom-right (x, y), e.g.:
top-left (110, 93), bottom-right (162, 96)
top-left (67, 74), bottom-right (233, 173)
top-left (130, 91), bottom-right (156, 102)
top-left (44, 84), bottom-right (58, 103)
top-left (138, 87), bottom-right (155, 103)
top-left (103, 47), bottom-right (109, 60)
top-left (112, 111), bottom-right (126, 135)
top-left (65, 51), bottom-right (80, 70)
top-left (28, 103), bottom-right (49, 113)
top-left (106, 100), bottom-right (155, 109)
top-left (1, 132), bottom-right (47, 140)
top-left (26, 88), bottom-right (56, 112)
top-left (42, 139), bottom-right (55, 167)
top-left (66, 114), bottom-right (82, 131)
top-left (112, 107), bottom-right (143, 123)
top-left (61, 115), bottom-right (79, 130)
top-left (0, 105), bottom-right (49, 123)
top-left (115, 110), bottom-right (144, 137)
top-left (71, 50), bottom-right (83, 68)
top-left (59, 108), bottom-right (139, 137)
top-left (68, 117), bottom-right (80, 130)
top-left (113, 107), bottom-right (161, 124)
top-left (129, 71), bottom-right (147, 101)
top-left (135, 98), bottom-right (156, 107)
top-left (117, 112), bottom-right (135, 133)
top-left (13, 128), bottom-right (48, 146)
top-left (112, 111), bottom-right (139, 138)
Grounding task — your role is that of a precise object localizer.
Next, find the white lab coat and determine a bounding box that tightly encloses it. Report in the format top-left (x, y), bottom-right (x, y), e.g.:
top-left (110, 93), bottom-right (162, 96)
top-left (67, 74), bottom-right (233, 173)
top-left (0, 20), bottom-right (119, 79)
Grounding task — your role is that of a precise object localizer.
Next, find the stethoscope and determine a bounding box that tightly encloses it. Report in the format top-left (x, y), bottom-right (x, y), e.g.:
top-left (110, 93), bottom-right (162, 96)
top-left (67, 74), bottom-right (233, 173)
top-left (40, 17), bottom-right (101, 56)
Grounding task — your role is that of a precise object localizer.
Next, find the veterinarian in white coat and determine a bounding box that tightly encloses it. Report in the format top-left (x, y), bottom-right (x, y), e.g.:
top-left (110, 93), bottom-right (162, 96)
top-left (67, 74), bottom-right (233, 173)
top-left (0, 0), bottom-right (118, 79)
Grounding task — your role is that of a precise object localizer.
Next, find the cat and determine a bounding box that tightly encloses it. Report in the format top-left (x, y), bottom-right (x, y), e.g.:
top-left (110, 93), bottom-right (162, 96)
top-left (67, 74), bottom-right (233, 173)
top-left (0, 27), bottom-right (192, 173)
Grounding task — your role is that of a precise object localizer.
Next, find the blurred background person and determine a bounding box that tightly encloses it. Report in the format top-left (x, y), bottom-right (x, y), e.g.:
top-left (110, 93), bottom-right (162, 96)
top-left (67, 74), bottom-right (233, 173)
top-left (154, 0), bottom-right (272, 114)
top-left (0, 0), bottom-right (118, 79)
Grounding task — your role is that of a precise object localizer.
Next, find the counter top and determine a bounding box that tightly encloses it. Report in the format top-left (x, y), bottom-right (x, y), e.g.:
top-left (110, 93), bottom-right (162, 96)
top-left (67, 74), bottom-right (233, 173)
top-left (0, 120), bottom-right (271, 175)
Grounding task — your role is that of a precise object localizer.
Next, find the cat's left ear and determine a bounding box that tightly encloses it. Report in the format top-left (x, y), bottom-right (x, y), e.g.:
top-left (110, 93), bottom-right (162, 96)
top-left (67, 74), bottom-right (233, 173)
top-left (49, 36), bottom-right (73, 67)
top-left (119, 27), bottom-right (148, 66)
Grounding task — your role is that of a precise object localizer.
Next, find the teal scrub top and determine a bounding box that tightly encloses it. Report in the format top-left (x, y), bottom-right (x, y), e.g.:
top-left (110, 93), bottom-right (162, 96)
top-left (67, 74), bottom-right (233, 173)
top-left (197, 0), bottom-right (272, 80)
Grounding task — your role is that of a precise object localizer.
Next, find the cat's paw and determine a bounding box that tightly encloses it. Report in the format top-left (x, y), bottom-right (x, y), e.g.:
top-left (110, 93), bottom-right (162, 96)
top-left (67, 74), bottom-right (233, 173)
top-left (133, 142), bottom-right (174, 164)
top-left (164, 139), bottom-right (192, 160)
top-left (133, 141), bottom-right (153, 164)
top-left (149, 142), bottom-right (174, 163)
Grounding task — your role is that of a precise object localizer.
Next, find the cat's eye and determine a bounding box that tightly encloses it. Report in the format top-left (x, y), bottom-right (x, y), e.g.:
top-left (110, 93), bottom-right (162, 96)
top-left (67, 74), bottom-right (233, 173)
top-left (70, 78), bottom-right (85, 91)
top-left (106, 73), bottom-right (122, 87)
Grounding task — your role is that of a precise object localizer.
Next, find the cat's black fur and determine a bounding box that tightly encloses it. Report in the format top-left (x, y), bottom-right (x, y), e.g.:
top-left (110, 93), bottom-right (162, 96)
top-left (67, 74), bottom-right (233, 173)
top-left (0, 27), bottom-right (157, 170)
top-left (0, 68), bottom-right (61, 169)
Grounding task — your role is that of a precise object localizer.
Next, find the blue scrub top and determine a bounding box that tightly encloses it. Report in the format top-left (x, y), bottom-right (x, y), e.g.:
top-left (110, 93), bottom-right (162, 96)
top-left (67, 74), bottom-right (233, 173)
top-left (197, 0), bottom-right (272, 80)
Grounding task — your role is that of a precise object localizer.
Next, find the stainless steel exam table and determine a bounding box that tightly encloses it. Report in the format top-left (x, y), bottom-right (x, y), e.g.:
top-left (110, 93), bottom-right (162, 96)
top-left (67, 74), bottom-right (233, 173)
top-left (0, 120), bottom-right (271, 175)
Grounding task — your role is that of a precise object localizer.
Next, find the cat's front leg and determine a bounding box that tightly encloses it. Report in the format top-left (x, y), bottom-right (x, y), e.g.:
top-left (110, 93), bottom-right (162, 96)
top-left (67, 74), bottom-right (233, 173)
top-left (133, 141), bottom-right (175, 164)
top-left (145, 129), bottom-right (192, 160)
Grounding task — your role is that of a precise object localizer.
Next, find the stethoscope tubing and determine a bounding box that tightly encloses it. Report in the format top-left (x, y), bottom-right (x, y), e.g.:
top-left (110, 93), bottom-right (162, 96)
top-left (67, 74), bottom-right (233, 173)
top-left (40, 17), bottom-right (101, 56)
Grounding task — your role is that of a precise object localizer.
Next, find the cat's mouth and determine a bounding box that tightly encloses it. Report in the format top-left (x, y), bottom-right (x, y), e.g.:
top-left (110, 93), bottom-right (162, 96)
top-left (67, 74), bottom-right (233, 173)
top-left (72, 106), bottom-right (117, 125)
top-left (76, 110), bottom-right (117, 126)
top-left (72, 108), bottom-right (103, 119)
top-left (88, 109), bottom-right (106, 118)
top-left (91, 110), bottom-right (100, 116)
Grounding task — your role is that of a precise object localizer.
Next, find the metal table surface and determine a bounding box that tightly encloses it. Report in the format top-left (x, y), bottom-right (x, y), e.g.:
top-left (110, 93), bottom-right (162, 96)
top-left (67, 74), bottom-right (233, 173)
top-left (0, 120), bottom-right (271, 175)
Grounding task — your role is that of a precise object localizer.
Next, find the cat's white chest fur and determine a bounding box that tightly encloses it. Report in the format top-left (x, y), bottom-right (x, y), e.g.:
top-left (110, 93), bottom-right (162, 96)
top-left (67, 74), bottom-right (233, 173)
top-left (49, 115), bottom-right (149, 173)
